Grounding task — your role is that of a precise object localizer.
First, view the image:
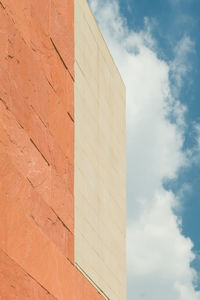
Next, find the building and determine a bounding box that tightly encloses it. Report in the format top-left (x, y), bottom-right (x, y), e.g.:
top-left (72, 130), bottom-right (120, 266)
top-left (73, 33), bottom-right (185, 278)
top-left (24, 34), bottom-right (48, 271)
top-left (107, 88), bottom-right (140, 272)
top-left (0, 0), bottom-right (126, 299)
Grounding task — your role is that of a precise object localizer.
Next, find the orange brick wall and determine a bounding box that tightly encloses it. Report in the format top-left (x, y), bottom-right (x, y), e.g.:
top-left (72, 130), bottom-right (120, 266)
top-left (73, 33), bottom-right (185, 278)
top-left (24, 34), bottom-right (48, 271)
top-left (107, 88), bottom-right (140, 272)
top-left (0, 1), bottom-right (104, 299)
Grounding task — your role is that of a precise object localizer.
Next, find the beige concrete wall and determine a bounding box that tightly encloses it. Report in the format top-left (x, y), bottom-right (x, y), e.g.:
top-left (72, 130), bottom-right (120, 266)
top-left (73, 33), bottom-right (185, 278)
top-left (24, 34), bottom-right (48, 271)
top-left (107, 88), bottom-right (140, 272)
top-left (74, 0), bottom-right (126, 299)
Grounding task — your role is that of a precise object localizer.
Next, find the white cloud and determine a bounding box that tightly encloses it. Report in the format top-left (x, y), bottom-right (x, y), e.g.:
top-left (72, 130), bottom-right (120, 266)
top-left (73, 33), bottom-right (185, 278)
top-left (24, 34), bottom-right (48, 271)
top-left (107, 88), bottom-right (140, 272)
top-left (88, 0), bottom-right (200, 299)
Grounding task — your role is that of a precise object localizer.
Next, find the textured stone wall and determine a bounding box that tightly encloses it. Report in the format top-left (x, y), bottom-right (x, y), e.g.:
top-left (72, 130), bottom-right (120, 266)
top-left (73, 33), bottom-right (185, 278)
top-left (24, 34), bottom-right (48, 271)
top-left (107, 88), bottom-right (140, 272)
top-left (74, 0), bottom-right (126, 299)
top-left (0, 1), bottom-right (104, 299)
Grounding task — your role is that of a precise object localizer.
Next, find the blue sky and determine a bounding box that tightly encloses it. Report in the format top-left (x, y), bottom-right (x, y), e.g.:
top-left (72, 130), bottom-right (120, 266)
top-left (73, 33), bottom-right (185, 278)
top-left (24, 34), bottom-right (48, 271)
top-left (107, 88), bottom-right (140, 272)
top-left (119, 0), bottom-right (200, 280)
top-left (89, 0), bottom-right (200, 299)
top-left (119, 0), bottom-right (200, 121)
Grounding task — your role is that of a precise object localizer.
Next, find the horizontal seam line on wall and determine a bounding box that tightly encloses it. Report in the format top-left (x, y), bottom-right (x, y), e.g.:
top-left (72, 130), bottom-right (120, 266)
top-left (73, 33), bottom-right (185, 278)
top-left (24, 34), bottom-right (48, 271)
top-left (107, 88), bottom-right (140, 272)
top-left (0, 247), bottom-right (59, 300)
top-left (50, 37), bottom-right (74, 82)
top-left (30, 138), bottom-right (50, 166)
top-left (75, 262), bottom-right (110, 300)
top-left (0, 1), bottom-right (5, 9)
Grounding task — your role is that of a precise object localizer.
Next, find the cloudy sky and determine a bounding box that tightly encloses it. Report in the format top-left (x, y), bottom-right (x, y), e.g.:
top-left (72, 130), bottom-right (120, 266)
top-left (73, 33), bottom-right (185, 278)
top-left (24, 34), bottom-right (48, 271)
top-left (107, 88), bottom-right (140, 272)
top-left (88, 0), bottom-right (200, 299)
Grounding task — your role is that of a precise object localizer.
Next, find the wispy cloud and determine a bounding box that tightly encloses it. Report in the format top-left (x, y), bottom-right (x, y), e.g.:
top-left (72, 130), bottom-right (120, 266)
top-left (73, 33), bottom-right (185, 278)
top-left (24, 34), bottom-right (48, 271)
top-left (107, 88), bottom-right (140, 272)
top-left (195, 123), bottom-right (200, 150)
top-left (169, 0), bottom-right (194, 6)
top-left (170, 35), bottom-right (195, 97)
top-left (189, 123), bottom-right (200, 162)
top-left (89, 0), bottom-right (200, 299)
